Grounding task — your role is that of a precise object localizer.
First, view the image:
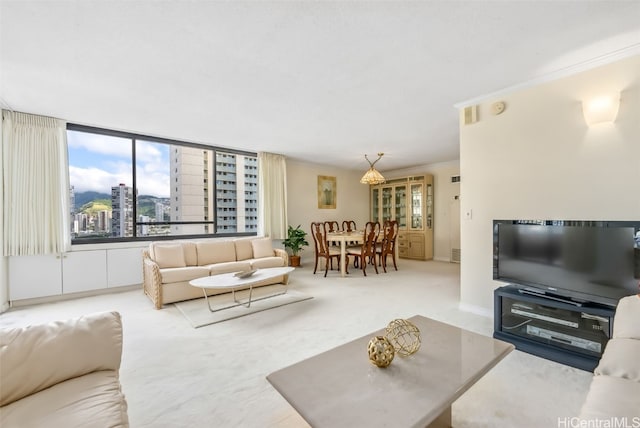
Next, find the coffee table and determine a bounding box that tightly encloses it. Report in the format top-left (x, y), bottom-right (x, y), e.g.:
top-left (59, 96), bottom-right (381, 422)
top-left (189, 266), bottom-right (294, 312)
top-left (266, 315), bottom-right (514, 428)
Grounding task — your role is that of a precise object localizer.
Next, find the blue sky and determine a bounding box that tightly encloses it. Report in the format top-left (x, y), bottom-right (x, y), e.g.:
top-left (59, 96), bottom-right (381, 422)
top-left (67, 130), bottom-right (170, 197)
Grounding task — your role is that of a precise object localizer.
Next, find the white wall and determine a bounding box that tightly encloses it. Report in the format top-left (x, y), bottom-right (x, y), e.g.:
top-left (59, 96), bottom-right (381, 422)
top-left (286, 159), bottom-right (370, 264)
top-left (459, 55), bottom-right (640, 312)
top-left (0, 112), bottom-right (7, 312)
top-left (385, 160), bottom-right (461, 262)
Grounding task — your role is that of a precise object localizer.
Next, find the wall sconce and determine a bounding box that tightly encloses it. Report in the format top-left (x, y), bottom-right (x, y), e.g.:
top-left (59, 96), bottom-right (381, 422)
top-left (582, 93), bottom-right (620, 126)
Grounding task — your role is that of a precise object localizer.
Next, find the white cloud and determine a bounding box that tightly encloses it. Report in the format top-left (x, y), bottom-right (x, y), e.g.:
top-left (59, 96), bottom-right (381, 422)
top-left (69, 166), bottom-right (129, 194)
top-left (68, 136), bottom-right (170, 197)
top-left (67, 131), bottom-right (131, 158)
top-left (69, 165), bottom-right (170, 198)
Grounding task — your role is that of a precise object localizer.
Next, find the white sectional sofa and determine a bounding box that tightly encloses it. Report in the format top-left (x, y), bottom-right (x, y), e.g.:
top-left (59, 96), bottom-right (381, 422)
top-left (579, 294), bottom-right (640, 421)
top-left (0, 311), bottom-right (129, 428)
top-left (142, 237), bottom-right (289, 309)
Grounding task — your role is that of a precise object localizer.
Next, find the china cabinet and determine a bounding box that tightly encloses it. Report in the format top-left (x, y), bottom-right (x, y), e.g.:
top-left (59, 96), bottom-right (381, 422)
top-left (370, 174), bottom-right (433, 260)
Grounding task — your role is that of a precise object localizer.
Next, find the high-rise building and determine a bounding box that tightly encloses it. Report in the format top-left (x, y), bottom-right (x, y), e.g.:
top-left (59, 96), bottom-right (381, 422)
top-left (138, 215), bottom-right (150, 236)
top-left (155, 202), bottom-right (165, 223)
top-left (170, 147), bottom-right (210, 235)
top-left (97, 210), bottom-right (111, 233)
top-left (111, 183), bottom-right (133, 237)
top-left (170, 146), bottom-right (257, 235)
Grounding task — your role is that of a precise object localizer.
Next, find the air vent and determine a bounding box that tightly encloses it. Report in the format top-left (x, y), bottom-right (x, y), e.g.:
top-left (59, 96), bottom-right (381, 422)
top-left (451, 248), bottom-right (461, 263)
top-left (463, 106), bottom-right (478, 125)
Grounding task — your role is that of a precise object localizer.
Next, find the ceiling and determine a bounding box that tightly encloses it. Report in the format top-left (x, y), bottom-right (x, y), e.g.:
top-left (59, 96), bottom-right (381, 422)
top-left (1, 1), bottom-right (639, 172)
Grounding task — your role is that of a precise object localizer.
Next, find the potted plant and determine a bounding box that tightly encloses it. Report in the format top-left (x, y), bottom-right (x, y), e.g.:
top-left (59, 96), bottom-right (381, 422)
top-left (282, 224), bottom-right (309, 267)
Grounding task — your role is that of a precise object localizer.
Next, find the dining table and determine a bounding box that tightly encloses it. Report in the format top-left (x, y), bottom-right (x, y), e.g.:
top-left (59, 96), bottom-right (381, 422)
top-left (326, 231), bottom-right (365, 277)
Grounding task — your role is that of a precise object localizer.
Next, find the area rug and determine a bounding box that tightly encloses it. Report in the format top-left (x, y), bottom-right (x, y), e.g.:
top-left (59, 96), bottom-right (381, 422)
top-left (174, 285), bottom-right (313, 328)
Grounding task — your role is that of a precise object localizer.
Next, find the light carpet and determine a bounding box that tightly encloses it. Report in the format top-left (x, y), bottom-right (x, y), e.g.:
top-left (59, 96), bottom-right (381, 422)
top-left (1, 259), bottom-right (593, 427)
top-left (174, 285), bottom-right (313, 328)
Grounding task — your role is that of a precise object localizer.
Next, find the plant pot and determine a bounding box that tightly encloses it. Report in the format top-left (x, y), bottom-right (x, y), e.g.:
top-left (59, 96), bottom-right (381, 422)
top-left (290, 255), bottom-right (301, 267)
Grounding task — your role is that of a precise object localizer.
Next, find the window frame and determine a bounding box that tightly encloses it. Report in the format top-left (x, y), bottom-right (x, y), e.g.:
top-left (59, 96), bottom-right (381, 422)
top-left (67, 123), bottom-right (258, 245)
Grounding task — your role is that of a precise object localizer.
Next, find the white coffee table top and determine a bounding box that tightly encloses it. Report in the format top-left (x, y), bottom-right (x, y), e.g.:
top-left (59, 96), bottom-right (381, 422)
top-left (267, 315), bottom-right (514, 428)
top-left (189, 266), bottom-right (294, 290)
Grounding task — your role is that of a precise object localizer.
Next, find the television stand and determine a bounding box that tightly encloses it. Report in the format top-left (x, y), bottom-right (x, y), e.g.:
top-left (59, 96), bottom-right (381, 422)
top-left (494, 285), bottom-right (615, 371)
top-left (517, 288), bottom-right (584, 307)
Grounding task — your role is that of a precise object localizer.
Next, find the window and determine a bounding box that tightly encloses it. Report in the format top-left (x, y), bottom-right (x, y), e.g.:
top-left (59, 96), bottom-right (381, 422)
top-left (67, 124), bottom-right (258, 243)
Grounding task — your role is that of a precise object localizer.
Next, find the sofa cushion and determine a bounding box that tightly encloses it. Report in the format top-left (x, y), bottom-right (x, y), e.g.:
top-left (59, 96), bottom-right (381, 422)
top-left (579, 374), bottom-right (640, 420)
top-left (197, 241), bottom-right (236, 265)
top-left (0, 370), bottom-right (129, 428)
top-left (0, 311), bottom-right (122, 407)
top-left (594, 338), bottom-right (640, 382)
top-left (160, 266), bottom-right (210, 284)
top-left (234, 239), bottom-right (254, 261)
top-left (153, 244), bottom-right (186, 269)
top-left (182, 242), bottom-right (198, 266)
top-left (613, 294), bottom-right (640, 339)
top-left (251, 238), bottom-right (274, 259)
top-left (208, 261), bottom-right (252, 275)
top-left (250, 257), bottom-right (286, 269)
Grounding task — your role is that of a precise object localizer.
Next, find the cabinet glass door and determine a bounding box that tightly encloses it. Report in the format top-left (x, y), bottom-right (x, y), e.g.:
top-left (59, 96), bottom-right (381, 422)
top-left (394, 185), bottom-right (407, 228)
top-left (410, 183), bottom-right (423, 230)
top-left (371, 187), bottom-right (379, 223)
top-left (426, 183), bottom-right (433, 229)
top-left (381, 186), bottom-right (393, 224)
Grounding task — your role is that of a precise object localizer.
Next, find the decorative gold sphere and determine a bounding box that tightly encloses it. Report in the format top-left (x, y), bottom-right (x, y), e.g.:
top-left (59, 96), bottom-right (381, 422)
top-left (385, 319), bottom-right (421, 356)
top-left (367, 336), bottom-right (395, 368)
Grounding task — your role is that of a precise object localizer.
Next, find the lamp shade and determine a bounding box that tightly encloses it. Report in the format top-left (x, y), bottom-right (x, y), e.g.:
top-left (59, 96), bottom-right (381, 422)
top-left (360, 167), bottom-right (386, 185)
top-left (582, 94), bottom-right (620, 126)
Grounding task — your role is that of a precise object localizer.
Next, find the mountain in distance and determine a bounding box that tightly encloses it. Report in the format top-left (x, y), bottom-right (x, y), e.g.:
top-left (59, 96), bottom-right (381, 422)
top-left (73, 191), bottom-right (169, 219)
top-left (74, 191), bottom-right (110, 208)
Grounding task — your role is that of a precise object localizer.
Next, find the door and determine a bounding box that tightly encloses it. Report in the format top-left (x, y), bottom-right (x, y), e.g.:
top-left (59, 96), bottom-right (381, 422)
top-left (394, 184), bottom-right (407, 229)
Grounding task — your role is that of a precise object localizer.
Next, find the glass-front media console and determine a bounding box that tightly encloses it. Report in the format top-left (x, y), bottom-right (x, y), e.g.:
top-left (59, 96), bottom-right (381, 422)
top-left (494, 285), bottom-right (616, 371)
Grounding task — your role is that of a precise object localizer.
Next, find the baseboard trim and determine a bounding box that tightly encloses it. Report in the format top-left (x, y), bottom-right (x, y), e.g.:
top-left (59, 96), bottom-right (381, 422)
top-left (9, 284), bottom-right (140, 308)
top-left (433, 256), bottom-right (451, 263)
top-left (458, 302), bottom-right (493, 318)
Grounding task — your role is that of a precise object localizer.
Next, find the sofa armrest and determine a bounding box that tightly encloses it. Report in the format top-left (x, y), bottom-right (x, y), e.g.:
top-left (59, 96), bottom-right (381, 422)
top-left (612, 294), bottom-right (640, 339)
top-left (0, 311), bottom-right (123, 407)
top-left (274, 248), bottom-right (289, 266)
top-left (143, 250), bottom-right (163, 309)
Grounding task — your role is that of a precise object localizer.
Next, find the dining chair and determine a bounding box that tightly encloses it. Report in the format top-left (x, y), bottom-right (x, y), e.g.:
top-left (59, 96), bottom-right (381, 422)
top-left (341, 220), bottom-right (360, 266)
top-left (341, 220), bottom-right (357, 233)
top-left (311, 221), bottom-right (343, 277)
top-left (346, 221), bottom-right (380, 276)
top-left (323, 220), bottom-right (341, 268)
top-left (377, 220), bottom-right (399, 272)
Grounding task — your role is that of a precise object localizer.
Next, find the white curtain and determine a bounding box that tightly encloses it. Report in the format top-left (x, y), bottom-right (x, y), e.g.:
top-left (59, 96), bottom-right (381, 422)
top-left (258, 152), bottom-right (287, 239)
top-left (2, 110), bottom-right (71, 256)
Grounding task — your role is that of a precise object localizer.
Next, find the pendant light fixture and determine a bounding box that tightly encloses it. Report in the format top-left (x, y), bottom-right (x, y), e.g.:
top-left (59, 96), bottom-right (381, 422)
top-left (360, 153), bottom-right (386, 185)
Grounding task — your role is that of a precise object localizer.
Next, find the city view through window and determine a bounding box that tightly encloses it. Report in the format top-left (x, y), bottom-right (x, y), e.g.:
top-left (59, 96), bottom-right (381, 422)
top-left (68, 127), bottom-right (258, 242)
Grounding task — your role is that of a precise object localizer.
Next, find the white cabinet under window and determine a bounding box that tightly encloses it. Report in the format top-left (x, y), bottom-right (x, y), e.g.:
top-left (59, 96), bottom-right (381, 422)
top-left (107, 248), bottom-right (143, 287)
top-left (8, 255), bottom-right (63, 300)
top-left (8, 247), bottom-right (143, 302)
top-left (62, 250), bottom-right (107, 294)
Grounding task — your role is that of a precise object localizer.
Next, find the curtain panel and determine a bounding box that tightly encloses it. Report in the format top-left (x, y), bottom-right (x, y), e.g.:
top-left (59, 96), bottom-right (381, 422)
top-left (258, 152), bottom-right (287, 239)
top-left (2, 110), bottom-right (71, 256)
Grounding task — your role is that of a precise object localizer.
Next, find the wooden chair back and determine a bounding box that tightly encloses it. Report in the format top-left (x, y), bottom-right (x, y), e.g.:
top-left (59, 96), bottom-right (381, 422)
top-left (362, 221), bottom-right (380, 258)
top-left (381, 220), bottom-right (398, 254)
top-left (312, 221), bottom-right (331, 256)
top-left (341, 220), bottom-right (357, 233)
top-left (324, 221), bottom-right (340, 234)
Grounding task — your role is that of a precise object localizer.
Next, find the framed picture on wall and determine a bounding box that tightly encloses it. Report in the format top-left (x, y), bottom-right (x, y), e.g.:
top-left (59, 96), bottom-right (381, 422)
top-left (317, 175), bottom-right (336, 209)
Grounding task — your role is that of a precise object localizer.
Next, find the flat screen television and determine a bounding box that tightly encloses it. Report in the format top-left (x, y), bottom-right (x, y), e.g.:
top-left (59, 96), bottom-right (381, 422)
top-left (493, 220), bottom-right (640, 307)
